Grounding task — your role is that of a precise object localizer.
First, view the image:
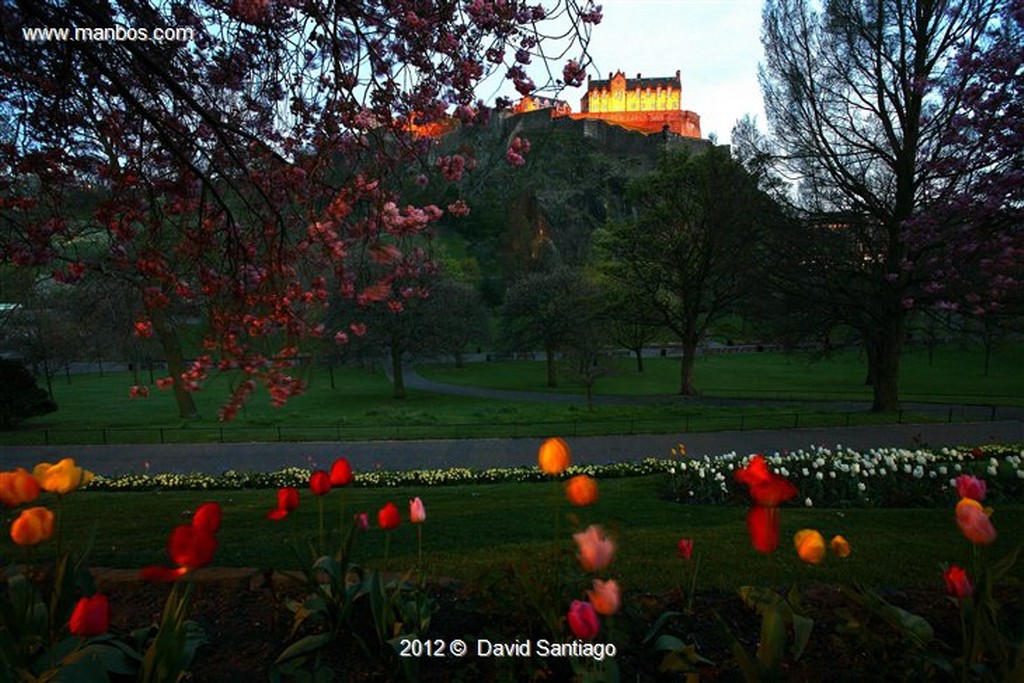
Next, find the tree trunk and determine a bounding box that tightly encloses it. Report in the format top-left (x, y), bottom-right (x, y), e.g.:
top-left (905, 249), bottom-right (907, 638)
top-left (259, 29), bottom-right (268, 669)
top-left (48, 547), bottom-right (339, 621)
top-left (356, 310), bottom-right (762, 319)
top-left (545, 346), bottom-right (557, 387)
top-left (150, 309), bottom-right (198, 419)
top-left (634, 348), bottom-right (644, 372)
top-left (678, 336), bottom-right (698, 396)
top-left (390, 344), bottom-right (406, 399)
top-left (868, 313), bottom-right (906, 413)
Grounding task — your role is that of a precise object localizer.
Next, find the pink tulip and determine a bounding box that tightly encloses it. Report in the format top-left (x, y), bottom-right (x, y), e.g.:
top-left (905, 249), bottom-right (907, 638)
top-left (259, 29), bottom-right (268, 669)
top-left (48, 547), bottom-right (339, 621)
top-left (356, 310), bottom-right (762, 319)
top-left (409, 497), bottom-right (426, 523)
top-left (355, 512), bottom-right (369, 530)
top-left (573, 525), bottom-right (615, 572)
top-left (567, 600), bottom-right (600, 640)
top-left (677, 538), bottom-right (694, 560)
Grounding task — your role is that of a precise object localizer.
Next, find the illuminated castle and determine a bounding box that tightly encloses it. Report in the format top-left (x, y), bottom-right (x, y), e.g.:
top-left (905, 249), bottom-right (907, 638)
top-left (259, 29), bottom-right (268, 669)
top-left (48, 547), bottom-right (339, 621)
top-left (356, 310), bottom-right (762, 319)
top-left (515, 70), bottom-right (702, 138)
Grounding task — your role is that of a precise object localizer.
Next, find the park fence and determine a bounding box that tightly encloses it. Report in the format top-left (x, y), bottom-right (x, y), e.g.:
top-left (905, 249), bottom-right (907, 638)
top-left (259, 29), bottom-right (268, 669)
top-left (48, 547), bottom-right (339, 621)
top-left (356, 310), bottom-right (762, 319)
top-left (3, 403), bottom-right (1011, 447)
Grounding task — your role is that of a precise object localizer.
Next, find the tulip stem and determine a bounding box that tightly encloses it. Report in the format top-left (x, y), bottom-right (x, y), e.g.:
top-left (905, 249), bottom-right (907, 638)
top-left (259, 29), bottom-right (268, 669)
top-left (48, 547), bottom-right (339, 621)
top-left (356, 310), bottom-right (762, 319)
top-left (687, 553), bottom-right (701, 613)
top-left (384, 530), bottom-right (392, 565)
top-left (417, 525), bottom-right (423, 577)
top-left (317, 497), bottom-right (325, 556)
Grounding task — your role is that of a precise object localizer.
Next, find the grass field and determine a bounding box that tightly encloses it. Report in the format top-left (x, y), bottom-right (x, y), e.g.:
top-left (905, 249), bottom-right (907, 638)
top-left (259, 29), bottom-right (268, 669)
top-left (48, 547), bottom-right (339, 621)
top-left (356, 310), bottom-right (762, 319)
top-left (1, 344), bottom-right (1018, 446)
top-left (5, 477), bottom-right (1018, 593)
top-left (419, 344), bottom-right (1024, 405)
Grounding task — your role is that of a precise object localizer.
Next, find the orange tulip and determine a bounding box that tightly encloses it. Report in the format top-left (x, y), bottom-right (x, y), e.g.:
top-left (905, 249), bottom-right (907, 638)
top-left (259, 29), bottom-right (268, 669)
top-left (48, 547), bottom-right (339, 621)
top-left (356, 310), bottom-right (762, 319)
top-left (538, 437), bottom-right (571, 475)
top-left (34, 458), bottom-right (94, 494)
top-left (794, 529), bottom-right (826, 564)
top-left (1, 468), bottom-right (40, 507)
top-left (586, 578), bottom-right (621, 616)
top-left (10, 506), bottom-right (55, 546)
top-left (956, 497), bottom-right (997, 545)
top-left (830, 535), bottom-right (851, 558)
top-left (565, 474), bottom-right (598, 506)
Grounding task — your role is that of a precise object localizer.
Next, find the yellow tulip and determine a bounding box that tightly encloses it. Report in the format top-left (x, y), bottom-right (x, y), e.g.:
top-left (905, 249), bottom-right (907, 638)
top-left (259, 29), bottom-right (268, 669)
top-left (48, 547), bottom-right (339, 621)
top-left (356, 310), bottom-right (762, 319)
top-left (794, 529), bottom-right (826, 564)
top-left (10, 506), bottom-right (55, 546)
top-left (34, 458), bottom-right (94, 494)
top-left (538, 437), bottom-right (571, 475)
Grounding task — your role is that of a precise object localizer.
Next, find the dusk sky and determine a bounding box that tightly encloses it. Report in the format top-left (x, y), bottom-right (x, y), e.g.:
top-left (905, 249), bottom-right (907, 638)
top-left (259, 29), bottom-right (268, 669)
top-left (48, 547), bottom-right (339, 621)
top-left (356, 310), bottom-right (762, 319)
top-left (487, 0), bottom-right (768, 144)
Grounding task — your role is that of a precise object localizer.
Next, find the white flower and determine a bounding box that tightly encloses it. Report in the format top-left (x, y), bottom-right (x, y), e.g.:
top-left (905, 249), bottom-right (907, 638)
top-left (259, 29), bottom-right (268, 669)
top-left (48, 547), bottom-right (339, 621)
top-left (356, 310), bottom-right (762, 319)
top-left (938, 466), bottom-right (947, 475)
top-left (816, 472), bottom-right (824, 481)
top-left (857, 482), bottom-right (866, 491)
top-left (851, 463), bottom-right (860, 474)
top-left (804, 497), bottom-right (813, 507)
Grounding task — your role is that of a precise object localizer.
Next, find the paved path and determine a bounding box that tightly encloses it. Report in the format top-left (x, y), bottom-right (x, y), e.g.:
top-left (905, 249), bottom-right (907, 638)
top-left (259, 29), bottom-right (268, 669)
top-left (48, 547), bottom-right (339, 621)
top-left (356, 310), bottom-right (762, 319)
top-left (2, 421), bottom-right (1020, 477)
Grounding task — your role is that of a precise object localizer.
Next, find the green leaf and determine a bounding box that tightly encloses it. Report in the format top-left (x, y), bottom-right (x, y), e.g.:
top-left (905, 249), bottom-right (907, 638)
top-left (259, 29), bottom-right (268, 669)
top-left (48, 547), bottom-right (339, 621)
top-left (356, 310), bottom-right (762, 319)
top-left (791, 614), bottom-right (814, 661)
top-left (274, 633), bottom-right (333, 665)
top-left (642, 610), bottom-right (685, 645)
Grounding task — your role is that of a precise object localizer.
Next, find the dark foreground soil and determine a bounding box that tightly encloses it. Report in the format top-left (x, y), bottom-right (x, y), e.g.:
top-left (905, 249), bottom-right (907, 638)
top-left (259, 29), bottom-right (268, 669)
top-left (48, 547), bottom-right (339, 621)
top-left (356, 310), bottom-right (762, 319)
top-left (92, 567), bottom-right (1016, 682)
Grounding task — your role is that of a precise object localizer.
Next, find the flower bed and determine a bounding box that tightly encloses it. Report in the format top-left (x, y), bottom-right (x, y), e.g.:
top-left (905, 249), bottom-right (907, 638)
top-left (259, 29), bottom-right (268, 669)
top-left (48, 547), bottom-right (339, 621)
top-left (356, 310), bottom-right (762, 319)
top-left (2, 441), bottom-right (1022, 682)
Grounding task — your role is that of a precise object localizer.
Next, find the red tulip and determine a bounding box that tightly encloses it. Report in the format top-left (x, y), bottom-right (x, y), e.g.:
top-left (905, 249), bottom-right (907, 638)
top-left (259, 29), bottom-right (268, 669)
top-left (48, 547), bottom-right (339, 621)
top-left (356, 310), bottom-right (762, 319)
top-left (355, 512), bottom-right (369, 530)
top-left (69, 594), bottom-right (110, 637)
top-left (141, 503), bottom-right (221, 582)
top-left (677, 538), bottom-right (694, 560)
top-left (747, 505), bottom-right (782, 554)
top-left (736, 455), bottom-right (797, 553)
top-left (310, 470), bottom-right (331, 496)
top-left (735, 455), bottom-right (797, 506)
top-left (267, 487), bottom-right (300, 520)
top-left (567, 600), bottom-right (600, 640)
top-left (943, 565), bottom-right (972, 598)
top-left (329, 458), bottom-right (354, 486)
top-left (192, 502), bottom-right (222, 534)
top-left (954, 475), bottom-right (986, 502)
top-left (378, 502), bottom-right (400, 529)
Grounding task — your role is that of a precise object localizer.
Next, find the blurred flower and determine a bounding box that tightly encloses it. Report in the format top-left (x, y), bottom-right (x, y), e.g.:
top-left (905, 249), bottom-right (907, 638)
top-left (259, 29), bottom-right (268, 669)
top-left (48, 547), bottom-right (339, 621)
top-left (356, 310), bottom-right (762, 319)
top-left (954, 475), bottom-right (986, 501)
top-left (567, 600), bottom-right (600, 640)
top-left (192, 501), bottom-right (222, 534)
top-left (10, 506), bottom-right (55, 546)
top-left (955, 497), bottom-right (997, 545)
top-left (34, 458), bottom-right (94, 494)
top-left (830, 535), bottom-right (851, 558)
top-left (943, 565), bottom-right (972, 598)
top-left (794, 529), bottom-right (826, 564)
top-left (736, 455), bottom-right (797, 553)
top-left (1, 468), bottom-right (40, 507)
top-left (565, 474), bottom-right (598, 506)
top-left (69, 594), bottom-right (110, 637)
top-left (409, 497), bottom-right (426, 523)
top-left (141, 502), bottom-right (221, 582)
top-left (677, 538), bottom-right (694, 560)
top-left (267, 487), bottom-right (300, 520)
top-left (329, 458), bottom-right (354, 486)
top-left (378, 502), bottom-right (401, 530)
top-left (355, 512), bottom-right (369, 530)
top-left (586, 579), bottom-right (621, 616)
top-left (574, 524), bottom-right (615, 572)
top-left (309, 470), bottom-right (331, 496)
top-left (735, 455), bottom-right (798, 506)
top-left (538, 437), bottom-right (571, 475)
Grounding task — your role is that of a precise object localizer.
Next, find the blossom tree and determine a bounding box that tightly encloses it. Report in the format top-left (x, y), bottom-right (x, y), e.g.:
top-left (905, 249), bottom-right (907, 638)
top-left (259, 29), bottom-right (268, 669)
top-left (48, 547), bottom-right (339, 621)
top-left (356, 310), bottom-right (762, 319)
top-left (0, 0), bottom-right (601, 418)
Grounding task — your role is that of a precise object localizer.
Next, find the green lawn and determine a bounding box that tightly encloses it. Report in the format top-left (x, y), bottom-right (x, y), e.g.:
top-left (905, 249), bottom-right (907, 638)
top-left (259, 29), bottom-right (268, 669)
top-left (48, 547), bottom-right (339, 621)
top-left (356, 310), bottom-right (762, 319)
top-left (419, 344), bottom-right (1024, 405)
top-left (5, 477), bottom-right (1018, 593)
top-left (2, 344), bottom-right (1018, 446)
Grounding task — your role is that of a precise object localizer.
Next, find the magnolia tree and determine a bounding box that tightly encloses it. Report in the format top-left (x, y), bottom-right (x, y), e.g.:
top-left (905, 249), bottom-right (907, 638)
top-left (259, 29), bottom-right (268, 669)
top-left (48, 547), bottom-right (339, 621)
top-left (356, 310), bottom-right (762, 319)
top-left (0, 0), bottom-right (602, 418)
